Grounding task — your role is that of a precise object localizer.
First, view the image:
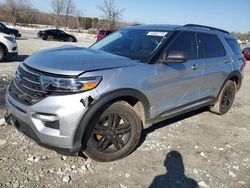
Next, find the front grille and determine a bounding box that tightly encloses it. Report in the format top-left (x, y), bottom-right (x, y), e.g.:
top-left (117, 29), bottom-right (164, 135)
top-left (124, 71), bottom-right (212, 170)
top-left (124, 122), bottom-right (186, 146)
top-left (9, 64), bottom-right (47, 105)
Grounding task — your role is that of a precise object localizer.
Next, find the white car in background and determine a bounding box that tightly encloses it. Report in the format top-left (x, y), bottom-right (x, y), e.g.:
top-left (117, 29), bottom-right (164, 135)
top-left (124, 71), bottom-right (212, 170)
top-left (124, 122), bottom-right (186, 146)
top-left (0, 32), bottom-right (18, 61)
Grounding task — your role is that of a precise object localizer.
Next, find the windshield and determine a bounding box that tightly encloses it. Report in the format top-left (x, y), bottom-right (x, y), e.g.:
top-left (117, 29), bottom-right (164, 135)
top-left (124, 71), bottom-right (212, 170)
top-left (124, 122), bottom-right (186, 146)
top-left (90, 29), bottom-right (170, 62)
top-left (0, 23), bottom-right (6, 28)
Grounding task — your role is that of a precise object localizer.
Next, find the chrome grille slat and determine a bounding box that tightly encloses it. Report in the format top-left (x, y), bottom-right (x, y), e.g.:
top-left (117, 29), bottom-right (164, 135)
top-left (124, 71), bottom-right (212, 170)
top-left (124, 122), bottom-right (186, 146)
top-left (19, 81), bottom-right (46, 94)
top-left (16, 68), bottom-right (41, 84)
top-left (23, 77), bottom-right (40, 85)
top-left (18, 66), bottom-right (40, 83)
top-left (9, 64), bottom-right (48, 105)
top-left (20, 63), bottom-right (40, 76)
top-left (13, 80), bottom-right (37, 99)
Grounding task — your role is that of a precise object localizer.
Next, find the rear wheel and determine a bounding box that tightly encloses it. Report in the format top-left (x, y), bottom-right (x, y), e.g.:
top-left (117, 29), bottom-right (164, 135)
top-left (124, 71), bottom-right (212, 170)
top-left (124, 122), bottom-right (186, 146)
top-left (0, 46), bottom-right (6, 61)
top-left (210, 80), bottom-right (236, 115)
top-left (84, 101), bottom-right (142, 162)
top-left (68, 37), bottom-right (74, 42)
top-left (47, 35), bottom-right (54, 41)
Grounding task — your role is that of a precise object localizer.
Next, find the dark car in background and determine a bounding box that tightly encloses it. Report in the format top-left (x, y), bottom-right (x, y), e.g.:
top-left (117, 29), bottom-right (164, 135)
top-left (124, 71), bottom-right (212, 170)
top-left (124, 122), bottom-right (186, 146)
top-left (96, 29), bottom-right (114, 41)
top-left (242, 47), bottom-right (250, 60)
top-left (0, 23), bottom-right (21, 38)
top-left (37, 29), bottom-right (77, 42)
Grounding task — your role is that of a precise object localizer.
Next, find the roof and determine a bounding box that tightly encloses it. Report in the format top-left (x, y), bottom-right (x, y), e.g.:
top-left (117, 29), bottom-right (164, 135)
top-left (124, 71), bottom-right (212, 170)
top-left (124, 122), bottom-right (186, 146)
top-left (125, 24), bottom-right (181, 31)
top-left (125, 24), bottom-right (230, 35)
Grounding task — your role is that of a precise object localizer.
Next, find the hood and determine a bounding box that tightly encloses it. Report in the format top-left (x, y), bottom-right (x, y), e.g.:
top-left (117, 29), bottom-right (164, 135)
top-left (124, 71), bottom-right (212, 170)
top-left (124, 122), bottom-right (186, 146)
top-left (24, 46), bottom-right (138, 76)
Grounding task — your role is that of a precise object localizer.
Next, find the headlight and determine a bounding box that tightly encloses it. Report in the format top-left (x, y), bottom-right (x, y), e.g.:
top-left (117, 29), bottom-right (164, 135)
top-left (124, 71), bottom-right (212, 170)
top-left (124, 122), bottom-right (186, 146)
top-left (4, 36), bottom-right (16, 43)
top-left (41, 76), bottom-right (102, 93)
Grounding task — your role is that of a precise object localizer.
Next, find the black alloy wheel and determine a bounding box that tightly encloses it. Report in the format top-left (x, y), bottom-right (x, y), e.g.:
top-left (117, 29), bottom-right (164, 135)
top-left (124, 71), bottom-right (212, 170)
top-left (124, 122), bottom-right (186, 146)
top-left (84, 101), bottom-right (142, 162)
top-left (210, 80), bottom-right (236, 115)
top-left (92, 113), bottom-right (132, 153)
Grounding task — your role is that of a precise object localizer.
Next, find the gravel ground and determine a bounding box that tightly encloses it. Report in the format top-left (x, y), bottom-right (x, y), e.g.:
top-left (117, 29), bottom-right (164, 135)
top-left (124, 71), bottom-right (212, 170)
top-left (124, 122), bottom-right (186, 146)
top-left (0, 30), bottom-right (249, 188)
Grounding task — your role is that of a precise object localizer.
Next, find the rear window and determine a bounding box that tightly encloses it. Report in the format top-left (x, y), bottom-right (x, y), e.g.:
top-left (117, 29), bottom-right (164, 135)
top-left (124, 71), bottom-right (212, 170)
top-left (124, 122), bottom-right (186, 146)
top-left (198, 33), bottom-right (226, 58)
top-left (225, 38), bottom-right (242, 55)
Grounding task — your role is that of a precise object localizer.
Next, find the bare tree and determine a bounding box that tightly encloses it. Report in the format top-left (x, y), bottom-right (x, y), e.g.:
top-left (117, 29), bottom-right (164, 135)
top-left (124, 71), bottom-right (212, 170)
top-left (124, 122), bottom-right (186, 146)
top-left (5, 0), bottom-right (25, 25)
top-left (98, 0), bottom-right (125, 30)
top-left (64, 0), bottom-right (75, 30)
top-left (74, 9), bottom-right (84, 32)
top-left (52, 0), bottom-right (65, 28)
top-left (18, 0), bottom-right (32, 26)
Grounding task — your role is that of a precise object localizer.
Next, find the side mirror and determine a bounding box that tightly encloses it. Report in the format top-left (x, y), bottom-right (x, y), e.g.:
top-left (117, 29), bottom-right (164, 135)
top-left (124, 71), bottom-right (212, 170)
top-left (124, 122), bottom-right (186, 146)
top-left (162, 51), bottom-right (188, 64)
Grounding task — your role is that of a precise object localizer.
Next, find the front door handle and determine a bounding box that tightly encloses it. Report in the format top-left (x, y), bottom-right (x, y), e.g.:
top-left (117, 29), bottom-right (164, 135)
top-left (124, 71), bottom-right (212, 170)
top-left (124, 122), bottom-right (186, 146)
top-left (191, 64), bottom-right (200, 70)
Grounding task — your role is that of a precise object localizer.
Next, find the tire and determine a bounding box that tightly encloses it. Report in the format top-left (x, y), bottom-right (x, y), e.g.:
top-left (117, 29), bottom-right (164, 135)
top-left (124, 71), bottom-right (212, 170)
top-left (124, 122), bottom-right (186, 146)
top-left (47, 35), bottom-right (54, 41)
top-left (68, 37), bottom-right (74, 42)
top-left (0, 46), bottom-right (6, 61)
top-left (210, 80), bottom-right (236, 115)
top-left (83, 101), bottom-right (142, 162)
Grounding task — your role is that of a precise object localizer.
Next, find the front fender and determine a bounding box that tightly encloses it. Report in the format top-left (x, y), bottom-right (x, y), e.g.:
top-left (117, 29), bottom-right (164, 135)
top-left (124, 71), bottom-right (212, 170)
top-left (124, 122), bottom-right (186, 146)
top-left (72, 88), bottom-right (151, 153)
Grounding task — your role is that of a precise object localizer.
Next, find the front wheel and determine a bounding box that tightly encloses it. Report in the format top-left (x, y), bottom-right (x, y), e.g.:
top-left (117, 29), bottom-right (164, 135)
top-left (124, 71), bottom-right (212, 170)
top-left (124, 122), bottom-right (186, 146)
top-left (0, 46), bottom-right (6, 61)
top-left (84, 101), bottom-right (142, 162)
top-left (210, 80), bottom-right (236, 115)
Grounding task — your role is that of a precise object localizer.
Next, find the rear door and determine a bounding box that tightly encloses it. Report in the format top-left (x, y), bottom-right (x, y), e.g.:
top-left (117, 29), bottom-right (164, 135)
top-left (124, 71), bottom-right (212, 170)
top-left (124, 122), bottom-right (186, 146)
top-left (197, 33), bottom-right (231, 98)
top-left (153, 31), bottom-right (203, 115)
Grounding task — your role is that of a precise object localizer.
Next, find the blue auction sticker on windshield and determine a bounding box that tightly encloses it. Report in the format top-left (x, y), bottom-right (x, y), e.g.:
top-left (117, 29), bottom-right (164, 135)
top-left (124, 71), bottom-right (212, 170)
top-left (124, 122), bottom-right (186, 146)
top-left (147, 32), bottom-right (168, 36)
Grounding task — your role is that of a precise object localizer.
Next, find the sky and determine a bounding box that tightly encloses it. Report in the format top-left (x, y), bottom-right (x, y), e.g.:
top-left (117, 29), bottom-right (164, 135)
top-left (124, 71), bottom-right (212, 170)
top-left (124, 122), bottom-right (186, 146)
top-left (0, 0), bottom-right (249, 33)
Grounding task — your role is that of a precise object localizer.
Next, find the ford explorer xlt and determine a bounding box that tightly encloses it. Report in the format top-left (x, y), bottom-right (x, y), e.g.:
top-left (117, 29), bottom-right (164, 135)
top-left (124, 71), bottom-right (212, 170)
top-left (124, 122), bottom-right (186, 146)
top-left (5, 24), bottom-right (244, 162)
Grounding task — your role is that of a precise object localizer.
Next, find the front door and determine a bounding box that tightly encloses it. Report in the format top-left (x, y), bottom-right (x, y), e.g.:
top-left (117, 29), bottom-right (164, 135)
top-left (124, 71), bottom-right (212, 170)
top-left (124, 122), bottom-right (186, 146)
top-left (153, 31), bottom-right (203, 116)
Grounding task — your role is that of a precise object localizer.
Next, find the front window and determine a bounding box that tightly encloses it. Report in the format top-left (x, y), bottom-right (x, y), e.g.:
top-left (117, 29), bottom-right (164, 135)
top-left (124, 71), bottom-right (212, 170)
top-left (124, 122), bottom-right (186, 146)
top-left (91, 29), bottom-right (170, 63)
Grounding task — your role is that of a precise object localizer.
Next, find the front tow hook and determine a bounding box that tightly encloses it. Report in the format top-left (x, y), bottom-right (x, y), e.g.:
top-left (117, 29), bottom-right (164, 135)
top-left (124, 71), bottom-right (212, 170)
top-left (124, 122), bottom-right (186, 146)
top-left (4, 113), bottom-right (13, 125)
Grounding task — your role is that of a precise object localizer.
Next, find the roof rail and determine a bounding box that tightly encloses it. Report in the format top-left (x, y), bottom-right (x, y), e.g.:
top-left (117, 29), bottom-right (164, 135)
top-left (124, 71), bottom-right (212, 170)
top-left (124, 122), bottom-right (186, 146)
top-left (184, 24), bottom-right (230, 34)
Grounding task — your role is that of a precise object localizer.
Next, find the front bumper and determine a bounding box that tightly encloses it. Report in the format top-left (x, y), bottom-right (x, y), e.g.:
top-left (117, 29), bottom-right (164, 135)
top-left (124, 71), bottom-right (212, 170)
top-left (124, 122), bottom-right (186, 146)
top-left (5, 87), bottom-right (99, 155)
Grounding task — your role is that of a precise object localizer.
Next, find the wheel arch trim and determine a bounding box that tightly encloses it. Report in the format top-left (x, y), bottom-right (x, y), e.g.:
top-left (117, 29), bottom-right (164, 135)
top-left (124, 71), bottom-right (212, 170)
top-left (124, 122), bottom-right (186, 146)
top-left (0, 42), bottom-right (8, 56)
top-left (72, 88), bottom-right (151, 153)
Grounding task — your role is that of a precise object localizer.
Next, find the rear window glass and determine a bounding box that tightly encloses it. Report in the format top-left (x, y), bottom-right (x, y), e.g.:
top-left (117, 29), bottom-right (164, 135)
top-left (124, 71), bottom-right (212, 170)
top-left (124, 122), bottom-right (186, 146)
top-left (225, 38), bottom-right (242, 55)
top-left (198, 33), bottom-right (226, 58)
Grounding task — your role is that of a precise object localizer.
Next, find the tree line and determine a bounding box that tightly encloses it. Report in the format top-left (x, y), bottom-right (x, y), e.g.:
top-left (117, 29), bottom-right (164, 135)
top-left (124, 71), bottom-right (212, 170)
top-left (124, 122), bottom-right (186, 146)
top-left (0, 0), bottom-right (131, 30)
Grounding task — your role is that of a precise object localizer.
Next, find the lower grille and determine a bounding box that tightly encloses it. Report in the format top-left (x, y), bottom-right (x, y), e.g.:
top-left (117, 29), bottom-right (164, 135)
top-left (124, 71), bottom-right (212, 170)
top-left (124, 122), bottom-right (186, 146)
top-left (9, 64), bottom-right (47, 105)
top-left (13, 116), bottom-right (41, 142)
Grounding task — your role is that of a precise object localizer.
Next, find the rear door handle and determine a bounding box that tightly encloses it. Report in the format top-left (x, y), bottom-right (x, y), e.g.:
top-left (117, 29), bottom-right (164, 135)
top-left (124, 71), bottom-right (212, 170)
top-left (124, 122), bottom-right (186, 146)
top-left (191, 64), bottom-right (200, 70)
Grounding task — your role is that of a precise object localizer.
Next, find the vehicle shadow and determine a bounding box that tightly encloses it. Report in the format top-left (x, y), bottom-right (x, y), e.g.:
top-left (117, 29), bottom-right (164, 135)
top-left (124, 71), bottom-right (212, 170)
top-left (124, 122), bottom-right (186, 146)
top-left (5, 55), bottom-right (29, 62)
top-left (149, 150), bottom-right (199, 188)
top-left (16, 37), bottom-right (28, 40)
top-left (138, 107), bottom-right (208, 148)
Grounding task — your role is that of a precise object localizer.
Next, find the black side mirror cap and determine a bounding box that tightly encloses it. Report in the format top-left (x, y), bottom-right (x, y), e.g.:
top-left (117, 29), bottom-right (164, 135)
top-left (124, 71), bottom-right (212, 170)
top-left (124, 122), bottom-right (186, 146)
top-left (163, 51), bottom-right (188, 64)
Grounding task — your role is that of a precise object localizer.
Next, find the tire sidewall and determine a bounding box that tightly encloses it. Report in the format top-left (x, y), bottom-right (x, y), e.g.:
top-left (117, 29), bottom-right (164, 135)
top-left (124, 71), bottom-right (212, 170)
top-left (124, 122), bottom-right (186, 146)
top-left (47, 35), bottom-right (53, 41)
top-left (0, 46), bottom-right (5, 61)
top-left (84, 102), bottom-right (142, 162)
top-left (218, 81), bottom-right (236, 115)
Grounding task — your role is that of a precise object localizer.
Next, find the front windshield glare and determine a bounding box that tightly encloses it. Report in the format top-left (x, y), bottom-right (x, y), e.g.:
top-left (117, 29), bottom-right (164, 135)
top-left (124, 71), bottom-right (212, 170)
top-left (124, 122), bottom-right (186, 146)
top-left (90, 29), bottom-right (169, 62)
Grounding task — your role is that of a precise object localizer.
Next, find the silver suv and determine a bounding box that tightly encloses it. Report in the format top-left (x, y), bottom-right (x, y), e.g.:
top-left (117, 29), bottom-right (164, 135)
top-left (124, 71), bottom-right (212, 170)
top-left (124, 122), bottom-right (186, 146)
top-left (5, 24), bottom-right (245, 161)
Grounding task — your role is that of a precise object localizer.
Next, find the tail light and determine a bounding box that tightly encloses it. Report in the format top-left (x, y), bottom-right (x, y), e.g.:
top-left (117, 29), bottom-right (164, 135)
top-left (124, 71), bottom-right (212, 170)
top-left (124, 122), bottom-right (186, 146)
top-left (242, 57), bottom-right (246, 66)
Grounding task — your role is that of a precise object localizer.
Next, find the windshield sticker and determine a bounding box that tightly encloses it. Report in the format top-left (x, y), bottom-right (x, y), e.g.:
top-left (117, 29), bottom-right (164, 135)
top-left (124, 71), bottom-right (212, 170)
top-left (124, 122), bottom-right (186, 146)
top-left (147, 32), bottom-right (168, 37)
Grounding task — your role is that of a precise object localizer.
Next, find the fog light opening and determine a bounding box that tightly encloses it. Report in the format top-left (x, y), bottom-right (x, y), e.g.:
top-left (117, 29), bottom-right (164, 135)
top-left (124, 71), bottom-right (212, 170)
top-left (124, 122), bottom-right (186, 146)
top-left (33, 113), bottom-right (58, 122)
